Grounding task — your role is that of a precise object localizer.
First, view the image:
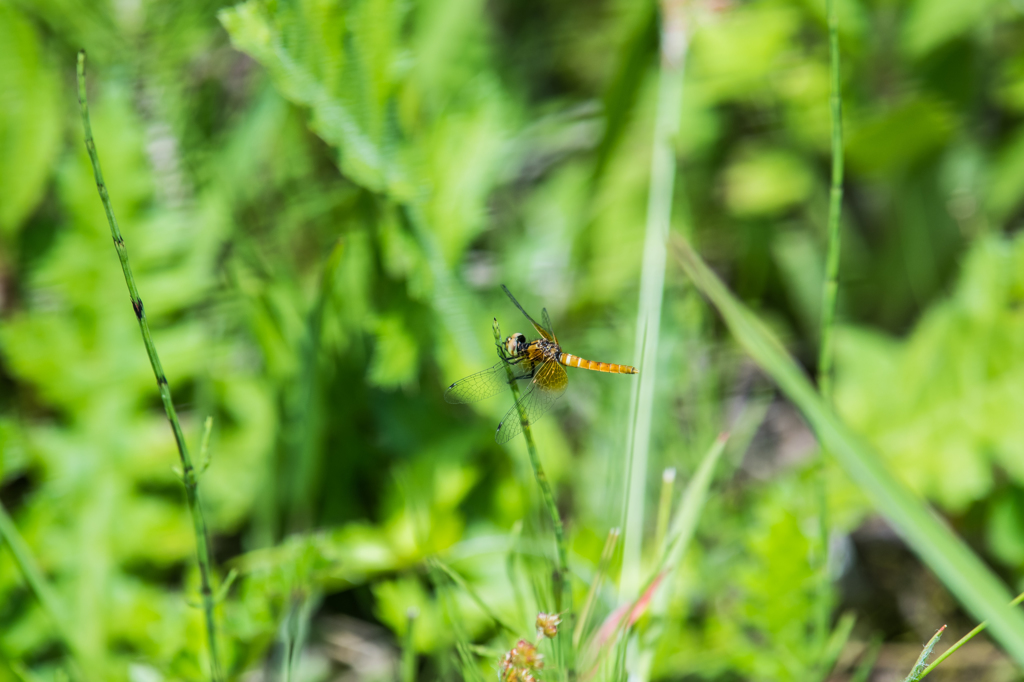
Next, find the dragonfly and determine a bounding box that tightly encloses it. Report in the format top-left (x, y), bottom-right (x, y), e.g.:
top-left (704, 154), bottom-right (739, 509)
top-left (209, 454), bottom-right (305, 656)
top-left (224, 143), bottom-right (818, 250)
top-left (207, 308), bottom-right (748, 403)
top-left (445, 285), bottom-right (639, 443)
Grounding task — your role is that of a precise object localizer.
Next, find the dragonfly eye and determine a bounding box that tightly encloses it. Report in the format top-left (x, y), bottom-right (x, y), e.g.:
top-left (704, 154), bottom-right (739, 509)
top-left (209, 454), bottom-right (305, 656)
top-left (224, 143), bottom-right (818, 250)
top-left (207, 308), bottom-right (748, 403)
top-left (506, 333), bottom-right (527, 356)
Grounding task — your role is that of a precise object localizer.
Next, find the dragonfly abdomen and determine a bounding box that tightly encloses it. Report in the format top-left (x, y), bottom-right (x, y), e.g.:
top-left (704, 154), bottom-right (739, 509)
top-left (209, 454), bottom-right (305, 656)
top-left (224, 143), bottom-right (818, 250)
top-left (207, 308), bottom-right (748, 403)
top-left (559, 353), bottom-right (639, 375)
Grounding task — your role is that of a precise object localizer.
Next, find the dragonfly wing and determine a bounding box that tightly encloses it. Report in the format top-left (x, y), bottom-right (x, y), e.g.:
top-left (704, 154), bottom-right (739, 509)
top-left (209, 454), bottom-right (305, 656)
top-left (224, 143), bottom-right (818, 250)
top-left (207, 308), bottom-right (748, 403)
top-left (542, 308), bottom-right (557, 343)
top-left (502, 284), bottom-right (553, 341)
top-left (495, 360), bottom-right (569, 444)
top-left (445, 360), bottom-right (533, 405)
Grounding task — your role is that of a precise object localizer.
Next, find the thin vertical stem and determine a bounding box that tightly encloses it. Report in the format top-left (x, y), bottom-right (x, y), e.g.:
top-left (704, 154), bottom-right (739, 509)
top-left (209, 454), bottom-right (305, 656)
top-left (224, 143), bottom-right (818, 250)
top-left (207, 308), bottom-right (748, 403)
top-left (818, 0), bottom-right (845, 403)
top-left (813, 0), bottom-right (844, 659)
top-left (653, 468), bottom-right (676, 553)
top-left (492, 318), bottom-right (575, 679)
top-left (573, 528), bottom-right (620, 648)
top-left (620, 0), bottom-right (689, 600)
top-left (76, 51), bottom-right (222, 682)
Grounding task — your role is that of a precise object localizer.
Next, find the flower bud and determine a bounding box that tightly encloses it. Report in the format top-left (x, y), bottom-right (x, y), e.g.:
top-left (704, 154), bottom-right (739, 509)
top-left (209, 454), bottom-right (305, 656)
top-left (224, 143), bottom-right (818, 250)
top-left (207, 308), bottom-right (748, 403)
top-left (535, 612), bottom-right (561, 639)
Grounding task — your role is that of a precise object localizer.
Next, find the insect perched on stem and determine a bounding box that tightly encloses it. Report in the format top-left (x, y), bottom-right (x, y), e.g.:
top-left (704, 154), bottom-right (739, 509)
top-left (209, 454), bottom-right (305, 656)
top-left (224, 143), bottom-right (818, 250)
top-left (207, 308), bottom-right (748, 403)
top-left (445, 285), bottom-right (639, 443)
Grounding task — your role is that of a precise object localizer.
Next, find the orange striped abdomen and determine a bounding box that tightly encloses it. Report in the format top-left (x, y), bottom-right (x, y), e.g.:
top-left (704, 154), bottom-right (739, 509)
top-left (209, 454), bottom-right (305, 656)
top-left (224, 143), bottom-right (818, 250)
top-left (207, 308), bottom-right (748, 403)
top-left (559, 353), bottom-right (639, 375)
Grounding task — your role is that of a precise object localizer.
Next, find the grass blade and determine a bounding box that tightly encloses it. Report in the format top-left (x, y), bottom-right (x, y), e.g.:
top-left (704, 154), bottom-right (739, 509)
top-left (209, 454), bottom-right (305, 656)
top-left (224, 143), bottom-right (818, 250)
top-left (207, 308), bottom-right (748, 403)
top-left (653, 469), bottom-right (675, 553)
top-left (626, 434), bottom-right (726, 682)
top-left (574, 528), bottom-right (620, 648)
top-left (849, 636), bottom-right (882, 682)
top-left (428, 557), bottom-right (520, 637)
top-left (902, 626), bottom-right (946, 682)
top-left (655, 433), bottom-right (727, 579)
top-left (815, 611), bottom-right (856, 681)
top-left (621, 0), bottom-right (690, 601)
top-left (670, 234), bottom-right (1024, 663)
top-left (281, 591), bottom-right (319, 682)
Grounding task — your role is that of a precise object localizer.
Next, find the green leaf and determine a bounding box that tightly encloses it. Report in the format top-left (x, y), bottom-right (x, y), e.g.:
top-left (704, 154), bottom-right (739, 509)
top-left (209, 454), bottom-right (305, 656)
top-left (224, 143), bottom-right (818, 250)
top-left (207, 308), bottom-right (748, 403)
top-left (219, 0), bottom-right (404, 194)
top-left (772, 229), bottom-right (825, 338)
top-left (723, 148), bottom-right (814, 217)
top-left (845, 97), bottom-right (955, 175)
top-left (374, 577), bottom-right (445, 651)
top-left (690, 5), bottom-right (801, 102)
top-left (592, 0), bottom-right (656, 182)
top-left (833, 235), bottom-right (1024, 512)
top-left (0, 5), bottom-right (62, 236)
top-left (368, 314), bottom-right (419, 389)
top-left (987, 126), bottom-right (1024, 222)
top-left (902, 0), bottom-right (1000, 58)
top-left (987, 492), bottom-right (1024, 567)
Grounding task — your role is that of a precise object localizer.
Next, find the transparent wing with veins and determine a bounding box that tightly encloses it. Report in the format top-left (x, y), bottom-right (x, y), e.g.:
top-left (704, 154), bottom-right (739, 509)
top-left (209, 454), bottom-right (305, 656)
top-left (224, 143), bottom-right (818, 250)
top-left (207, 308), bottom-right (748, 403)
top-left (444, 358), bottom-right (539, 404)
top-left (542, 308), bottom-right (557, 343)
top-left (502, 284), bottom-right (555, 341)
top-left (495, 359), bottom-right (569, 444)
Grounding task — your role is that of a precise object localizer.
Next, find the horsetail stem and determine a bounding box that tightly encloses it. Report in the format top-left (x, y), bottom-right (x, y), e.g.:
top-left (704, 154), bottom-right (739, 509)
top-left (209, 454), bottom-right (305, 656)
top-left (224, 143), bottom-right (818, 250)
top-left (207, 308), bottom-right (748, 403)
top-left (812, 0), bottom-right (845, 659)
top-left (76, 50), bottom-right (222, 682)
top-left (818, 0), bottom-right (845, 404)
top-left (492, 317), bottom-right (575, 679)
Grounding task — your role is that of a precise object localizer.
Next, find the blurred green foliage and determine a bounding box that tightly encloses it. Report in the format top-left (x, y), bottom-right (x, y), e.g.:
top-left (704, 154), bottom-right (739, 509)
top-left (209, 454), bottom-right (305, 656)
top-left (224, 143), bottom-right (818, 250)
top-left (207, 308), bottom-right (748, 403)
top-left (1, 0), bottom-right (1024, 680)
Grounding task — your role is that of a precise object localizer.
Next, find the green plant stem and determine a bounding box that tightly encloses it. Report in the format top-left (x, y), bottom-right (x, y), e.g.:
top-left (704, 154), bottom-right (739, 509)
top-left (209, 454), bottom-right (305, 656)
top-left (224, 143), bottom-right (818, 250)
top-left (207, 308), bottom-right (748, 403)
top-left (818, 0), bottom-right (845, 402)
top-left (621, 0), bottom-right (689, 599)
top-left (653, 469), bottom-right (675, 555)
top-left (76, 50), bottom-right (222, 682)
top-left (813, 0), bottom-right (845, 657)
top-left (917, 591), bottom-right (1024, 679)
top-left (0, 502), bottom-right (85, 675)
top-left (492, 318), bottom-right (574, 678)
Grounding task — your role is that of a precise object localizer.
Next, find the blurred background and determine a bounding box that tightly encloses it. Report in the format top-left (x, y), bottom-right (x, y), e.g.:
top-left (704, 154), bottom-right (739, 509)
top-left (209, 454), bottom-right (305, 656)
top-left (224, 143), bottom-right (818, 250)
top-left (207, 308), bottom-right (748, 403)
top-left (2, 0), bottom-right (1024, 680)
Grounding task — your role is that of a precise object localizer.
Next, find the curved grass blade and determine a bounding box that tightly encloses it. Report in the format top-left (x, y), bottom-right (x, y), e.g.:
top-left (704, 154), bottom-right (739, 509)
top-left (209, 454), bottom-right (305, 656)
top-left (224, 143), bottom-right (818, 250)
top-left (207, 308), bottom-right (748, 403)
top-left (671, 234), bottom-right (1024, 664)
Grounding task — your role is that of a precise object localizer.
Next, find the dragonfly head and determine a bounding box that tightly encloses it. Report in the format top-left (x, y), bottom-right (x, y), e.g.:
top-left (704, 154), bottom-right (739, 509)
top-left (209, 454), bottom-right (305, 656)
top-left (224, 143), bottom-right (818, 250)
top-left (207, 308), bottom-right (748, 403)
top-left (505, 332), bottom-right (528, 357)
